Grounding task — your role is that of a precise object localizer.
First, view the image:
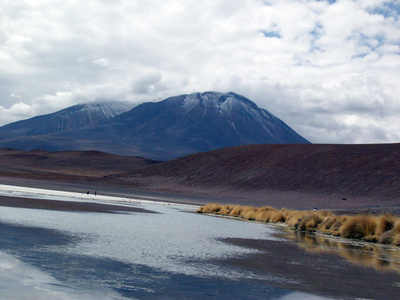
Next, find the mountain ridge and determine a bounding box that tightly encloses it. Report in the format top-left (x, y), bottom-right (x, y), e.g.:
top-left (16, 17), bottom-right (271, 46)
top-left (0, 92), bottom-right (309, 160)
top-left (0, 102), bottom-right (133, 138)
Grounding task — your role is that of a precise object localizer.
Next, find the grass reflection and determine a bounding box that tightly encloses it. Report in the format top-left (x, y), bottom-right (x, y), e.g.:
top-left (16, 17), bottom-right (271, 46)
top-left (288, 231), bottom-right (400, 274)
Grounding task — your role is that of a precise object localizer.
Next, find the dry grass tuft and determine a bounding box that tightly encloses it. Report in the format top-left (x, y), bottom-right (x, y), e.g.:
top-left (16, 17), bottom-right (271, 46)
top-left (229, 205), bottom-right (244, 217)
top-left (379, 221), bottom-right (400, 245)
top-left (375, 215), bottom-right (396, 236)
top-left (219, 204), bottom-right (234, 215)
top-left (285, 211), bottom-right (306, 229)
top-left (269, 208), bottom-right (287, 223)
top-left (339, 215), bottom-right (378, 241)
top-left (197, 203), bottom-right (224, 214)
top-left (297, 213), bottom-right (323, 232)
top-left (242, 207), bottom-right (258, 221)
top-left (255, 210), bottom-right (273, 223)
top-left (318, 215), bottom-right (338, 233)
top-left (197, 203), bottom-right (400, 246)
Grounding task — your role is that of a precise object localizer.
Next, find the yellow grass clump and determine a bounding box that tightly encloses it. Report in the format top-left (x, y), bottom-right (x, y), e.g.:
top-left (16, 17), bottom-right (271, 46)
top-left (197, 203), bottom-right (400, 246)
top-left (339, 215), bottom-right (378, 241)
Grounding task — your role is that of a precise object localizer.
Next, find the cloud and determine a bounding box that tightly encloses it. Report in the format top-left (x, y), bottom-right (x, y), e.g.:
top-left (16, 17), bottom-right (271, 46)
top-left (0, 0), bottom-right (399, 144)
top-left (77, 55), bottom-right (110, 67)
top-left (0, 102), bottom-right (35, 125)
top-left (10, 93), bottom-right (21, 99)
top-left (131, 72), bottom-right (164, 95)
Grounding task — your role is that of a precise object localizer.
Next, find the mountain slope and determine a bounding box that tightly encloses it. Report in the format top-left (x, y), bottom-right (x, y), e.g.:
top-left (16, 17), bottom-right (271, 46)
top-left (0, 92), bottom-right (309, 160)
top-left (0, 102), bottom-right (133, 138)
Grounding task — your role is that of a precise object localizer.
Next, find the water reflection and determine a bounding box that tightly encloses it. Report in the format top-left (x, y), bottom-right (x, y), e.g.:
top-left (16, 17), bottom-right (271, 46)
top-left (285, 230), bottom-right (400, 274)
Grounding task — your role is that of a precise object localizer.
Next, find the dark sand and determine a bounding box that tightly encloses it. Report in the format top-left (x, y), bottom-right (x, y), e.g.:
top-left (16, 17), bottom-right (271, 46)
top-left (0, 195), bottom-right (156, 214)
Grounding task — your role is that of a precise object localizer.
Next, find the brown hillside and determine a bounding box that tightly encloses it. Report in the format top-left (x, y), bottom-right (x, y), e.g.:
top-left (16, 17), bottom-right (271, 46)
top-left (114, 144), bottom-right (400, 208)
top-left (0, 148), bottom-right (159, 178)
top-left (1, 145), bottom-right (400, 211)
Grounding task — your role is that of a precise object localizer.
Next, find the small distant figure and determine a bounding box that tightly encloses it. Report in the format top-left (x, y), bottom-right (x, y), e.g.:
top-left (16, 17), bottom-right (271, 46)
top-left (313, 207), bottom-right (318, 210)
top-left (95, 191), bottom-right (97, 196)
top-left (342, 197), bottom-right (347, 201)
top-left (87, 191), bottom-right (89, 195)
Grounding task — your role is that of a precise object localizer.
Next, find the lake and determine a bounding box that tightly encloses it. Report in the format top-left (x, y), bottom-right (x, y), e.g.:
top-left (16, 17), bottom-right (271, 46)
top-left (0, 185), bottom-right (399, 299)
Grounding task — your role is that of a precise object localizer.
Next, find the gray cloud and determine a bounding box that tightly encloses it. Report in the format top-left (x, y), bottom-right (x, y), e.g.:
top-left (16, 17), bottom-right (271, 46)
top-left (132, 72), bottom-right (164, 95)
top-left (0, 0), bottom-right (399, 144)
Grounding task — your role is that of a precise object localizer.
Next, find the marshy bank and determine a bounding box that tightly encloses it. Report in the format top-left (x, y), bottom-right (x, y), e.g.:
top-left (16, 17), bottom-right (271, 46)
top-left (197, 204), bottom-right (400, 246)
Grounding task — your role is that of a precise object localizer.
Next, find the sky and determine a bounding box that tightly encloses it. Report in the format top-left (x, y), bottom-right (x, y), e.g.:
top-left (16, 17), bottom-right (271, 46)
top-left (0, 0), bottom-right (399, 144)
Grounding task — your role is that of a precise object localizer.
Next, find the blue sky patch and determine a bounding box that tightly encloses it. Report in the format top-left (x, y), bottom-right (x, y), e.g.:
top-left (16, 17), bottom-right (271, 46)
top-left (260, 30), bottom-right (281, 38)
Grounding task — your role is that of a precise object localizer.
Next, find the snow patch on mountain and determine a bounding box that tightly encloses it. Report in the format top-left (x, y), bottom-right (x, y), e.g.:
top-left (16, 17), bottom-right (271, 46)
top-left (182, 93), bottom-right (200, 112)
top-left (179, 92), bottom-right (282, 136)
top-left (78, 102), bottom-right (133, 119)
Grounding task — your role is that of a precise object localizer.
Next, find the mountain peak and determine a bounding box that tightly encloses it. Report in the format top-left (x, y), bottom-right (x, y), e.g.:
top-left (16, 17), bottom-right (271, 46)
top-left (0, 92), bottom-right (309, 160)
top-left (111, 91), bottom-right (309, 159)
top-left (180, 91), bottom-right (260, 111)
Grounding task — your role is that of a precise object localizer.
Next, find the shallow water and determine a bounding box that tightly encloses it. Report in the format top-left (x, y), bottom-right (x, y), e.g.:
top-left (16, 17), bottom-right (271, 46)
top-left (0, 185), bottom-right (321, 299)
top-left (288, 230), bottom-right (400, 274)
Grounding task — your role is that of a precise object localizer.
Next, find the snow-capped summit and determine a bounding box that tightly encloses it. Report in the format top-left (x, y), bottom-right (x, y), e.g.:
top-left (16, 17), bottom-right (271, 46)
top-left (106, 91), bottom-right (309, 159)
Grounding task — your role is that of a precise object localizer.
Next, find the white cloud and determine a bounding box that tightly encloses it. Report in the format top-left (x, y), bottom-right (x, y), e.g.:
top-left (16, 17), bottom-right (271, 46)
top-left (131, 72), bottom-right (165, 95)
top-left (0, 102), bottom-right (34, 125)
top-left (77, 55), bottom-right (110, 67)
top-left (0, 0), bottom-right (399, 143)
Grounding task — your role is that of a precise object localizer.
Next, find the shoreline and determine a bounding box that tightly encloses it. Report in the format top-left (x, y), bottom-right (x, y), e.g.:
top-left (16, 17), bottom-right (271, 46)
top-left (0, 183), bottom-right (200, 211)
top-left (198, 203), bottom-right (400, 246)
top-left (0, 195), bottom-right (156, 214)
top-left (0, 176), bottom-right (214, 207)
top-left (1, 174), bottom-right (400, 216)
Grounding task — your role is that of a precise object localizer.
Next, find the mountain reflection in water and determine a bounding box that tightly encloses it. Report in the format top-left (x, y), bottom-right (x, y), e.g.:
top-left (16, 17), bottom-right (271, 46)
top-left (288, 231), bottom-right (400, 274)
